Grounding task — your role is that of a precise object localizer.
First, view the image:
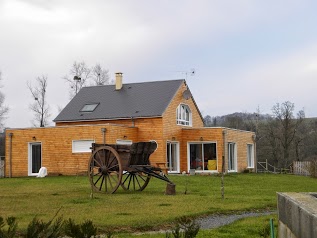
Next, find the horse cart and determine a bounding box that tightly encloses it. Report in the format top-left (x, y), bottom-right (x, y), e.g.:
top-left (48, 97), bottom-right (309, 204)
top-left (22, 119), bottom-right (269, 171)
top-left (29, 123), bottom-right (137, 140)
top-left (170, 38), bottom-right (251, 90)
top-left (88, 141), bottom-right (175, 194)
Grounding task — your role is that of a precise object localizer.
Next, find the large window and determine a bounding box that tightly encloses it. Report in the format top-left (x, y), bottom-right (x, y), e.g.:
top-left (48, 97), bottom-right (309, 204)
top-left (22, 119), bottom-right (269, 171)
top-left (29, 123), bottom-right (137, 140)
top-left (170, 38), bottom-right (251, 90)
top-left (247, 144), bottom-right (254, 168)
top-left (176, 104), bottom-right (192, 126)
top-left (189, 143), bottom-right (217, 171)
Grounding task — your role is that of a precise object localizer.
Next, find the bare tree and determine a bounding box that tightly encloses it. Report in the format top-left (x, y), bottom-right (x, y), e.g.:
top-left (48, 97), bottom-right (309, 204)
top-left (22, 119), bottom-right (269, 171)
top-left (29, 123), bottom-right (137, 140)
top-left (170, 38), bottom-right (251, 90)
top-left (0, 71), bottom-right (9, 129)
top-left (91, 63), bottom-right (110, 86)
top-left (63, 61), bottom-right (91, 98)
top-left (263, 117), bottom-right (282, 167)
top-left (270, 101), bottom-right (305, 168)
top-left (27, 75), bottom-right (50, 127)
top-left (203, 115), bottom-right (212, 127)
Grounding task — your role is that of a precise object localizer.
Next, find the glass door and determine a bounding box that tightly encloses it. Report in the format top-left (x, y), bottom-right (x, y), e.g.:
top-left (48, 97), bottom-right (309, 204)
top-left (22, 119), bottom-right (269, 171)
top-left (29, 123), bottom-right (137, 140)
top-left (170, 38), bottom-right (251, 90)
top-left (228, 142), bottom-right (237, 172)
top-left (28, 142), bottom-right (42, 176)
top-left (166, 142), bottom-right (179, 173)
top-left (189, 143), bottom-right (217, 171)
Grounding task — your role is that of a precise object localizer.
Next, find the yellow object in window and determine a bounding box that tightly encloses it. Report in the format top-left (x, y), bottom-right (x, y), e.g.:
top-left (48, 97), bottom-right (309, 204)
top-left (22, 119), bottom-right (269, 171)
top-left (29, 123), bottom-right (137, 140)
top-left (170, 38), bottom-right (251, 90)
top-left (207, 160), bottom-right (217, 170)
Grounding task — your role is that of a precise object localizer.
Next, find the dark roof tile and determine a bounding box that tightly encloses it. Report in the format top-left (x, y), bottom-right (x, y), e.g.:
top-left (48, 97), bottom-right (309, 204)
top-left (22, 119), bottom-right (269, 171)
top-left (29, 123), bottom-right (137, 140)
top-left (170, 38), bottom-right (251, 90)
top-left (54, 79), bottom-right (184, 122)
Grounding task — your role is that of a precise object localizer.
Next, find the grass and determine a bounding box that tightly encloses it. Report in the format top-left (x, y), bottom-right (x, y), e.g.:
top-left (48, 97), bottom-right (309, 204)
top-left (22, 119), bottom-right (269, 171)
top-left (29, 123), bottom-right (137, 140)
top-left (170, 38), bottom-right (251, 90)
top-left (0, 173), bottom-right (316, 235)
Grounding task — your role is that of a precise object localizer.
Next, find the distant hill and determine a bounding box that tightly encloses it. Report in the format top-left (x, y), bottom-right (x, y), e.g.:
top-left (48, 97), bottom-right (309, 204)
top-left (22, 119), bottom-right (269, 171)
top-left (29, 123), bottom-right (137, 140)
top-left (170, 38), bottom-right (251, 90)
top-left (204, 112), bottom-right (317, 131)
top-left (203, 112), bottom-right (271, 129)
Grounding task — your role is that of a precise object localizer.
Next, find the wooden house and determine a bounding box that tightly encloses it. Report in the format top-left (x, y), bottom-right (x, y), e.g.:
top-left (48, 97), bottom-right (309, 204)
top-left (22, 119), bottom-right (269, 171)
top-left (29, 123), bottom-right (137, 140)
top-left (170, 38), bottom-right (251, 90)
top-left (4, 73), bottom-right (256, 177)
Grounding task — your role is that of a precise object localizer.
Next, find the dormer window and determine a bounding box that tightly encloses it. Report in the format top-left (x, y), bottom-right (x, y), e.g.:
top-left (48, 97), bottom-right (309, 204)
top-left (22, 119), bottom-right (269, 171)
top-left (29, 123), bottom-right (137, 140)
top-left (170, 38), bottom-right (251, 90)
top-left (80, 103), bottom-right (99, 112)
top-left (176, 104), bottom-right (192, 126)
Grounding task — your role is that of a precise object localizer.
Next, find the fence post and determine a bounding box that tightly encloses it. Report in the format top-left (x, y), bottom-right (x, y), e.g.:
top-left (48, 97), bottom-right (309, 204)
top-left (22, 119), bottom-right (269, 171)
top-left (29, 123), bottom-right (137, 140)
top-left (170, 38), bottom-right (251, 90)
top-left (270, 218), bottom-right (275, 238)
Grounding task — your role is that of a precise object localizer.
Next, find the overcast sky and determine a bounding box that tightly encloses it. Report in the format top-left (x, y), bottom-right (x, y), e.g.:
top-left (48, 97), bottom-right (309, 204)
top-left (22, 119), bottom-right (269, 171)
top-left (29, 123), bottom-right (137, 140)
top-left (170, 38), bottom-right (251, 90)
top-left (1, 0), bottom-right (317, 128)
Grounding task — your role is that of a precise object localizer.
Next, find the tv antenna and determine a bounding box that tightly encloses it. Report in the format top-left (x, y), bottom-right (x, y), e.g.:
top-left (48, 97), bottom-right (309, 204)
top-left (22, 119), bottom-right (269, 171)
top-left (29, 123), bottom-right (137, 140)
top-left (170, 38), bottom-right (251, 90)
top-left (175, 68), bottom-right (196, 80)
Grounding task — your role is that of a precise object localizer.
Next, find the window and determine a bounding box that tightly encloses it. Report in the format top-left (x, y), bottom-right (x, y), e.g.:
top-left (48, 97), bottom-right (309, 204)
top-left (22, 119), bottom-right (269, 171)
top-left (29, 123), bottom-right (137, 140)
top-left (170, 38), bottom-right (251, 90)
top-left (228, 142), bottom-right (237, 172)
top-left (247, 144), bottom-right (254, 168)
top-left (176, 104), bottom-right (192, 126)
top-left (189, 142), bottom-right (217, 171)
top-left (72, 140), bottom-right (94, 153)
top-left (166, 141), bottom-right (179, 172)
top-left (116, 139), bottom-right (133, 145)
top-left (80, 103), bottom-right (99, 112)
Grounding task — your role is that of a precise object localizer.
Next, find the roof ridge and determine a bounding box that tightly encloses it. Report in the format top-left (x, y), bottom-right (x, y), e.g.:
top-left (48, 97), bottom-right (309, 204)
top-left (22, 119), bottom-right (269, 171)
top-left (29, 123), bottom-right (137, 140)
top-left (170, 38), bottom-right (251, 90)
top-left (82, 79), bottom-right (185, 89)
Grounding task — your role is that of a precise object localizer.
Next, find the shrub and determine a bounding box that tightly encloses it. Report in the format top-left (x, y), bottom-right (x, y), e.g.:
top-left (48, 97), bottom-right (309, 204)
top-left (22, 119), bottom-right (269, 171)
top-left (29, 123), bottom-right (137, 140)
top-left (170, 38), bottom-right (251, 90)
top-left (63, 218), bottom-right (97, 238)
top-left (166, 216), bottom-right (200, 238)
top-left (0, 216), bottom-right (18, 238)
top-left (26, 216), bottom-right (64, 238)
top-left (0, 214), bottom-right (99, 238)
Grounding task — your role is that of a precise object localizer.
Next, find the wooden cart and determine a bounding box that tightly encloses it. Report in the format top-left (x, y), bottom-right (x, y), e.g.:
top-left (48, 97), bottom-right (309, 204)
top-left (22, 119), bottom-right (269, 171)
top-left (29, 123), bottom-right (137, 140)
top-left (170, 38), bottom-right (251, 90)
top-left (88, 141), bottom-right (175, 194)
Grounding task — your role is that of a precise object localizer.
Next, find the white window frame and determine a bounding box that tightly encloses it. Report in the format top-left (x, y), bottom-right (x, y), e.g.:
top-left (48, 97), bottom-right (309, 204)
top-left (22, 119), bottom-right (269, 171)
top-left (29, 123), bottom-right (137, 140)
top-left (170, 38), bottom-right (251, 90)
top-left (72, 140), bottom-right (94, 153)
top-left (228, 142), bottom-right (237, 172)
top-left (247, 144), bottom-right (254, 168)
top-left (187, 141), bottom-right (218, 173)
top-left (28, 142), bottom-right (42, 176)
top-left (176, 104), bottom-right (192, 126)
top-left (166, 141), bottom-right (180, 173)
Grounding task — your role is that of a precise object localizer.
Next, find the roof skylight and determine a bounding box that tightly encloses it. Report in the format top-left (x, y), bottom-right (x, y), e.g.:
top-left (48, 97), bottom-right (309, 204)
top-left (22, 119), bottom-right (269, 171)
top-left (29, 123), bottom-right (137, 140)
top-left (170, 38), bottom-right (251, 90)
top-left (80, 103), bottom-right (99, 112)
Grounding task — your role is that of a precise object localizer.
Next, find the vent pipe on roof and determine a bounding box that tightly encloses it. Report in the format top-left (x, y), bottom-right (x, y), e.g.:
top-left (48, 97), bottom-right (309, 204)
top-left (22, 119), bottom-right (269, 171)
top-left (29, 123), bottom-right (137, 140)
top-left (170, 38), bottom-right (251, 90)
top-left (115, 72), bottom-right (123, 90)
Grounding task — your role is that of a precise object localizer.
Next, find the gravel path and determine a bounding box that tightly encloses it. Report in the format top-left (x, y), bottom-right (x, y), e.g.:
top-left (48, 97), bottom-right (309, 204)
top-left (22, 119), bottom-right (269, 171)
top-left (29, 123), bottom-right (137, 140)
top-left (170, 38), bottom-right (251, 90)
top-left (196, 211), bottom-right (276, 230)
top-left (134, 211), bottom-right (276, 235)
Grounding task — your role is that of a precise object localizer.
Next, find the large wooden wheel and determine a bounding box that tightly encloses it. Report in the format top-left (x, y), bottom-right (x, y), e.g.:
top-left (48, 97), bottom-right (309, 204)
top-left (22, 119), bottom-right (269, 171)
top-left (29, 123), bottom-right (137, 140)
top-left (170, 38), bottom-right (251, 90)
top-left (88, 146), bottom-right (123, 194)
top-left (121, 171), bottom-right (151, 191)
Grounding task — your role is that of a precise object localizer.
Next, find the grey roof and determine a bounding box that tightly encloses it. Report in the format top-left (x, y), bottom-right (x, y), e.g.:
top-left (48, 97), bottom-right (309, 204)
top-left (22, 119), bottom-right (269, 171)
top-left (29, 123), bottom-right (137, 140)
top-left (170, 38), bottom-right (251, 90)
top-left (54, 79), bottom-right (185, 122)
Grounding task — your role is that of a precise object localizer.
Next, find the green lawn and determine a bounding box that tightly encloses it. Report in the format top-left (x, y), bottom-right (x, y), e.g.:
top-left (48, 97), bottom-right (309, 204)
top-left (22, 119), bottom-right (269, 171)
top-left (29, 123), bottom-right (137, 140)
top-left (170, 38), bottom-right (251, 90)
top-left (0, 173), bottom-right (316, 235)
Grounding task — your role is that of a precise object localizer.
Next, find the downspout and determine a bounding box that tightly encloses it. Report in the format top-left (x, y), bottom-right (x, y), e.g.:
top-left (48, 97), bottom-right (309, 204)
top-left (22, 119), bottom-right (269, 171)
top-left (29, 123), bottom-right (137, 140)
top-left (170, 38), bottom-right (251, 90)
top-left (8, 132), bottom-right (13, 178)
top-left (221, 129), bottom-right (227, 200)
top-left (222, 129), bottom-right (227, 174)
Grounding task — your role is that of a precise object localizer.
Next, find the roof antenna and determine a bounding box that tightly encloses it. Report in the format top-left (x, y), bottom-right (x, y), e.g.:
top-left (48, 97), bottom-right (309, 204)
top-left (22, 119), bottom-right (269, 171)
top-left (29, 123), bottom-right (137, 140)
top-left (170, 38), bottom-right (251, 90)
top-left (174, 68), bottom-right (196, 81)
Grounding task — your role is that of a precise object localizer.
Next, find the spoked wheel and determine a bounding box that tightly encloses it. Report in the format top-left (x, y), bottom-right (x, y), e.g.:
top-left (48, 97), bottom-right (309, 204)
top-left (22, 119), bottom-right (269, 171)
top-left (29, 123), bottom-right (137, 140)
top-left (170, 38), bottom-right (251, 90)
top-left (121, 171), bottom-right (151, 191)
top-left (88, 146), bottom-right (123, 194)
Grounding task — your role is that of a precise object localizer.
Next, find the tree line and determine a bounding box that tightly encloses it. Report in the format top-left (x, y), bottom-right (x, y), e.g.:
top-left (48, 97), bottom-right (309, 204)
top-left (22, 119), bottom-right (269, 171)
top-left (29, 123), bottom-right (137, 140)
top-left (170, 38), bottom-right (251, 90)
top-left (204, 102), bottom-right (317, 169)
top-left (0, 61), bottom-right (111, 128)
